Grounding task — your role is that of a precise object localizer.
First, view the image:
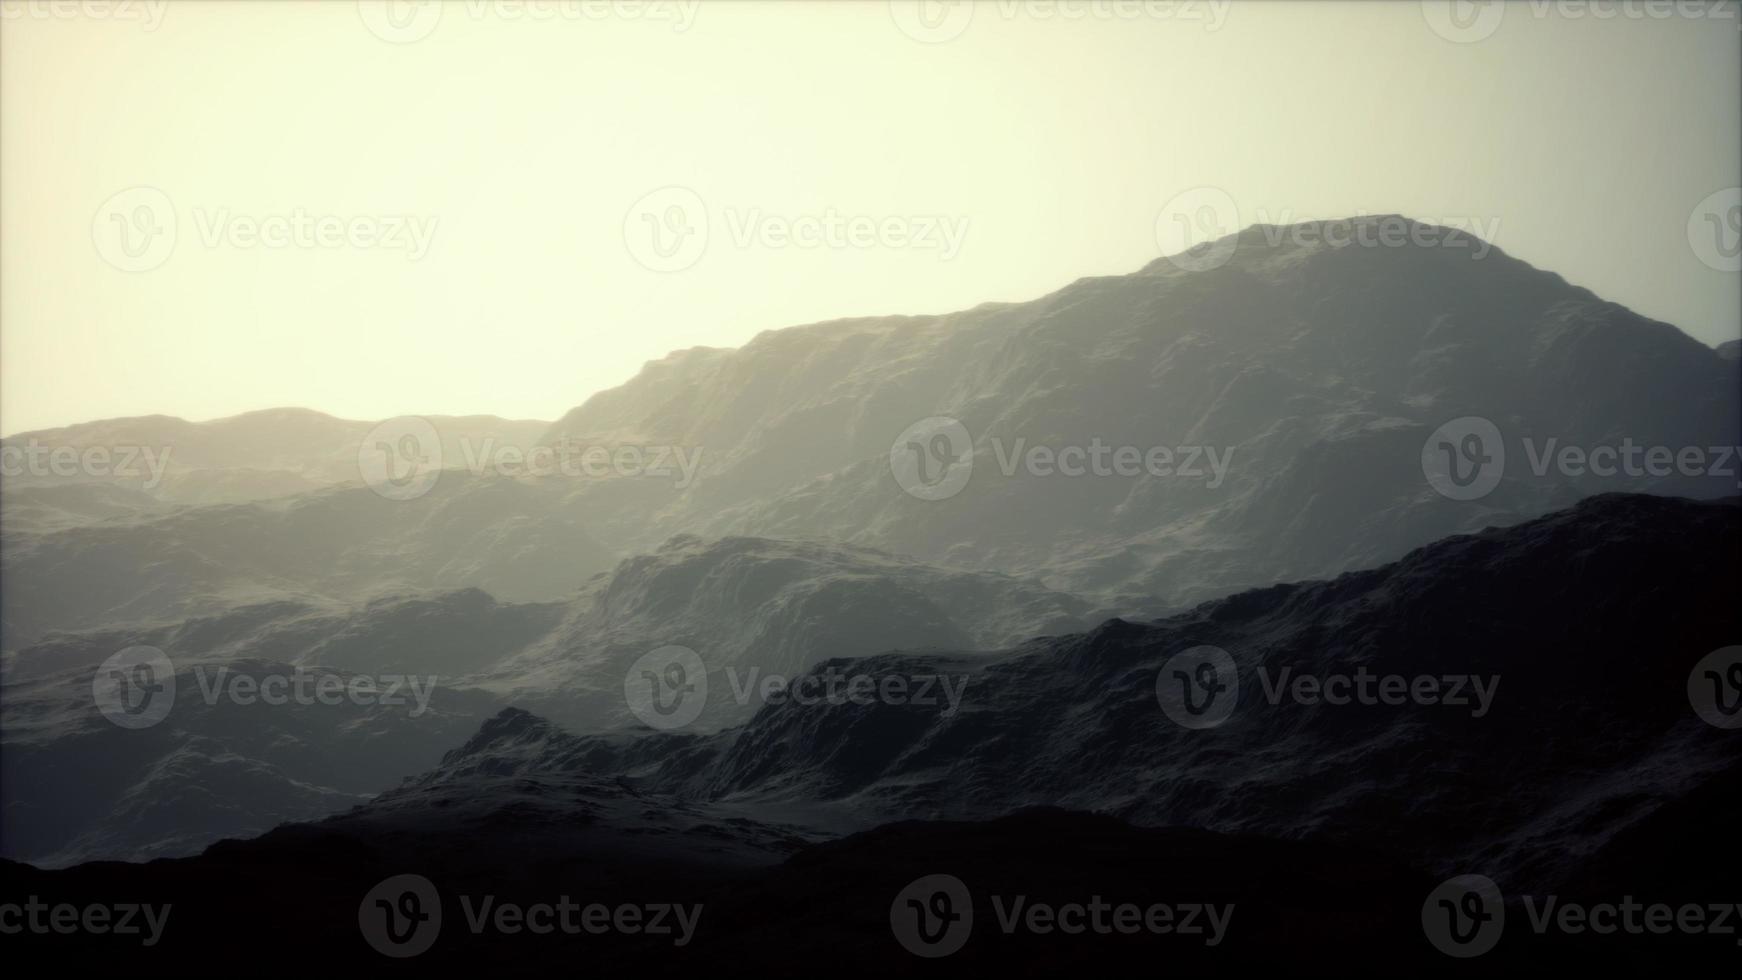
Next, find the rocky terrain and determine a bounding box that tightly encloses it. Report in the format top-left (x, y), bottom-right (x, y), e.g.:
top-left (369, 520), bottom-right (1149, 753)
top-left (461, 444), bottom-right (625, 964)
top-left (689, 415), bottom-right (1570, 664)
top-left (4, 494), bottom-right (1736, 973)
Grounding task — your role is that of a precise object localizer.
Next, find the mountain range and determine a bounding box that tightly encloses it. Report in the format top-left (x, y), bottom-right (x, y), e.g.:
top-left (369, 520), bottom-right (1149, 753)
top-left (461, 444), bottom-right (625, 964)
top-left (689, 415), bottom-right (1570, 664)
top-left (3, 218), bottom-right (1738, 968)
top-left (6, 492), bottom-right (1736, 972)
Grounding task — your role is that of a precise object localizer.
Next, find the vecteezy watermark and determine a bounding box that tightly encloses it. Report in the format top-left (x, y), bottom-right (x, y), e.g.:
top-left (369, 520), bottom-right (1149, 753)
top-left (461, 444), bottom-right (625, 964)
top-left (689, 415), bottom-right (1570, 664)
top-left (1155, 645), bottom-right (1239, 729)
top-left (359, 416), bottom-right (444, 501)
top-left (1154, 195), bottom-right (1502, 273)
top-left (1155, 647), bottom-right (1499, 729)
top-left (93, 647), bottom-right (439, 729)
top-left (477, 437), bottom-right (704, 486)
top-left (888, 0), bottom-right (1231, 44)
top-left (623, 646), bottom-right (970, 730)
top-left (1688, 646), bottom-right (1742, 729)
top-left (0, 897), bottom-right (172, 946)
top-left (889, 874), bottom-right (1233, 958)
top-left (1519, 896), bottom-right (1742, 948)
top-left (889, 416), bottom-right (1235, 501)
top-left (356, 416), bottom-right (706, 501)
top-left (91, 187), bottom-right (177, 272)
top-left (889, 417), bottom-right (974, 501)
top-left (1423, 874), bottom-right (1742, 957)
top-left (358, 874), bottom-right (702, 958)
top-left (92, 188), bottom-right (437, 272)
top-left (1257, 666), bottom-right (1500, 718)
top-left (891, 874), bottom-right (974, 958)
top-left (1420, 416), bottom-right (1506, 501)
top-left (0, 440), bottom-right (174, 489)
top-left (360, 874), bottom-right (442, 958)
top-left (1422, 416), bottom-right (1742, 501)
top-left (1689, 187), bottom-right (1742, 273)
top-left (623, 186), bottom-right (969, 272)
top-left (1418, 0), bottom-right (1508, 43)
top-left (1422, 0), bottom-right (1742, 45)
top-left (191, 666), bottom-right (439, 718)
top-left (0, 0), bottom-right (167, 29)
top-left (624, 645), bottom-right (710, 729)
top-left (1422, 875), bottom-right (1505, 957)
top-left (191, 208), bottom-right (438, 259)
top-left (724, 665), bottom-right (969, 717)
top-left (93, 646), bottom-right (177, 729)
top-left (357, 0), bottom-right (701, 44)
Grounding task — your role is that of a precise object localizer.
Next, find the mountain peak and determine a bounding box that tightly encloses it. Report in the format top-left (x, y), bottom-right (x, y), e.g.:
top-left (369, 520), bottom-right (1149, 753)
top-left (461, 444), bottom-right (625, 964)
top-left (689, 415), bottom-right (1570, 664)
top-left (1141, 213), bottom-right (1511, 276)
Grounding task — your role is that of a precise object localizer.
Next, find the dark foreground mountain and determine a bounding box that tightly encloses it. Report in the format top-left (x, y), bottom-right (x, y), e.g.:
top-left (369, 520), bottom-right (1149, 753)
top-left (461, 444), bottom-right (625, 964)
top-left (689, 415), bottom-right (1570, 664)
top-left (3, 804), bottom-right (1733, 973)
top-left (366, 495), bottom-right (1739, 891)
top-left (6, 494), bottom-right (1735, 972)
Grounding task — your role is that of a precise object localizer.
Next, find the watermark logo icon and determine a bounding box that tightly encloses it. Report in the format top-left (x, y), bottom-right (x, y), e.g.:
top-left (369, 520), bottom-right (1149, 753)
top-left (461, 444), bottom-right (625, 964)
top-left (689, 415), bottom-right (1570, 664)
top-left (1155, 186), bottom-right (1241, 272)
top-left (1422, 416), bottom-right (1505, 501)
top-left (93, 187), bottom-right (176, 272)
top-left (1688, 187), bottom-right (1742, 273)
top-left (889, 0), bottom-right (974, 42)
top-left (891, 874), bottom-right (973, 957)
top-left (360, 873), bottom-right (442, 958)
top-left (359, 416), bottom-right (443, 501)
top-left (890, 416), bottom-right (973, 500)
top-left (625, 645), bottom-right (709, 730)
top-left (625, 186), bottom-right (709, 272)
top-left (1155, 645), bottom-right (1238, 729)
top-left (1422, 874), bottom-right (1504, 957)
top-left (1688, 646), bottom-right (1742, 729)
top-left (93, 645), bottom-right (176, 729)
top-left (358, 0), bottom-right (443, 43)
top-left (1420, 1), bottom-right (1505, 43)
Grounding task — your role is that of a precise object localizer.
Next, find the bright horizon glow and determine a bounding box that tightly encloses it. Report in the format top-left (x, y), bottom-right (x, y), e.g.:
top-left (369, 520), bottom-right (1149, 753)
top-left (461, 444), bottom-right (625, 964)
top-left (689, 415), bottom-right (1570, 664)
top-left (3, 0), bottom-right (1738, 436)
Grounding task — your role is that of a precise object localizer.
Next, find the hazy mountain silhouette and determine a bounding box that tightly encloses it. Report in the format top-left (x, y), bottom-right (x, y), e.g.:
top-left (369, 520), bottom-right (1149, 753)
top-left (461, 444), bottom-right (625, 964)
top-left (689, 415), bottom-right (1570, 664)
top-left (1, 535), bottom-right (1128, 864)
top-left (0, 408), bottom-right (546, 505)
top-left (0, 473), bottom-right (612, 648)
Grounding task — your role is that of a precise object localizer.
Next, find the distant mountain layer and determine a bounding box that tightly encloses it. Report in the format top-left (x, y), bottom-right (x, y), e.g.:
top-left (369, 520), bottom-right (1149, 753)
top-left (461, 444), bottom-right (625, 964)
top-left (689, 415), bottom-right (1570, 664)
top-left (475, 533), bottom-right (1147, 730)
top-left (0, 473), bottom-right (613, 648)
top-left (1, 408), bottom-right (547, 505)
top-left (1, 535), bottom-right (1124, 865)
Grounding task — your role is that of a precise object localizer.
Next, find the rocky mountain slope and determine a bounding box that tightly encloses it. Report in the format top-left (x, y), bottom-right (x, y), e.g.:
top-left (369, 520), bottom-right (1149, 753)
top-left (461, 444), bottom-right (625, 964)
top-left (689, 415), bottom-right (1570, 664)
top-left (7, 494), bottom-right (1735, 973)
top-left (475, 533), bottom-right (1144, 730)
top-left (531, 219), bottom-right (1738, 604)
top-left (374, 494), bottom-right (1741, 891)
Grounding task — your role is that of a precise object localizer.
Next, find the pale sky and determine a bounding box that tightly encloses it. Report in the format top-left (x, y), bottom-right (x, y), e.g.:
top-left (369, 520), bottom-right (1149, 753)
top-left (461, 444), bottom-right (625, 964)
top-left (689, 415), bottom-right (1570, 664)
top-left (2, 0), bottom-right (1738, 435)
